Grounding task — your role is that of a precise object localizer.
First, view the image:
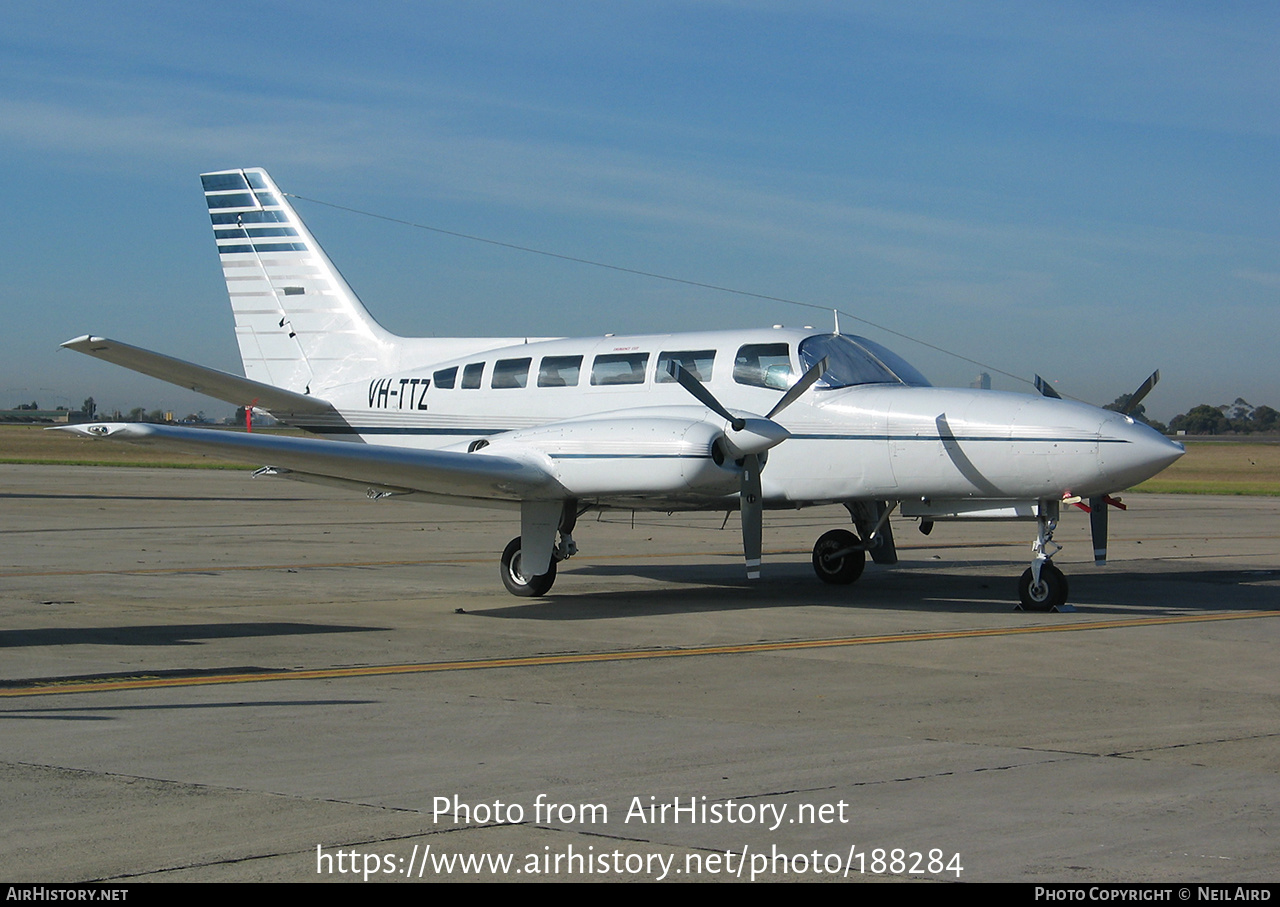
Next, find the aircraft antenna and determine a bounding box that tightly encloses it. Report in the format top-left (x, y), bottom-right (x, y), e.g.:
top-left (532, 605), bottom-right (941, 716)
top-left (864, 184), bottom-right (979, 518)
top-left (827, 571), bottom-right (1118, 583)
top-left (833, 309), bottom-right (840, 335)
top-left (286, 192), bottom-right (1043, 392)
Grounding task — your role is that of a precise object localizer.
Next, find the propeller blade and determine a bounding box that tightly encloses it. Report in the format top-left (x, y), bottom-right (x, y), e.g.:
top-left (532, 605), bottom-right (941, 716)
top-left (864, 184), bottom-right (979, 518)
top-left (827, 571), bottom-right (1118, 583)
top-left (669, 362), bottom-right (744, 431)
top-left (766, 356), bottom-right (829, 419)
top-left (1120, 370), bottom-right (1160, 416)
top-left (1034, 375), bottom-right (1062, 399)
top-left (741, 453), bottom-right (763, 579)
top-left (667, 362), bottom-right (800, 579)
top-left (1089, 495), bottom-right (1108, 565)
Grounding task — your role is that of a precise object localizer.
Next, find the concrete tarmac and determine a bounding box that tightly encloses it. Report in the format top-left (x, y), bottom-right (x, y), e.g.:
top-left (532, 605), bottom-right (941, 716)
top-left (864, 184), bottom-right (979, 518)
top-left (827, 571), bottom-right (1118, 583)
top-left (2, 464), bottom-right (1277, 882)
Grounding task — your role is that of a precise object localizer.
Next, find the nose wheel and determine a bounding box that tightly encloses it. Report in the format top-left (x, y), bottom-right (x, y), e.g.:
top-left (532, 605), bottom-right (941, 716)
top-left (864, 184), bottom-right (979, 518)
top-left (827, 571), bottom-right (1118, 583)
top-left (1018, 562), bottom-right (1068, 611)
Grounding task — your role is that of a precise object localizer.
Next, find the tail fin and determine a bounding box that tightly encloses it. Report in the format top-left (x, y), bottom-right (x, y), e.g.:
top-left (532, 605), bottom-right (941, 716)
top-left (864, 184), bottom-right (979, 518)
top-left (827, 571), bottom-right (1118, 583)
top-left (201, 168), bottom-right (395, 393)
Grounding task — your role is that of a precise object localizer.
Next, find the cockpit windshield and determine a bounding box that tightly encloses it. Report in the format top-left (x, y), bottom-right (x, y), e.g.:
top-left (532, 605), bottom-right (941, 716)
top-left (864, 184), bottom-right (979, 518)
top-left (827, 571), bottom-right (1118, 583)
top-left (797, 333), bottom-right (931, 389)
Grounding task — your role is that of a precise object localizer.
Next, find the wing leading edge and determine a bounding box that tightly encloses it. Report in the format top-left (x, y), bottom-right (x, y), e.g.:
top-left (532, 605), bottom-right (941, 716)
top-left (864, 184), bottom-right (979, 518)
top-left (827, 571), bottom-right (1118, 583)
top-left (61, 336), bottom-right (336, 418)
top-left (54, 423), bottom-right (561, 502)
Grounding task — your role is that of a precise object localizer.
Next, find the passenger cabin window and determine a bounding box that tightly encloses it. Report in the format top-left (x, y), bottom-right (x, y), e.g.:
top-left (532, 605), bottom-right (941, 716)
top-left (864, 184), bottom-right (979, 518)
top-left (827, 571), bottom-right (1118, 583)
top-left (656, 350), bottom-right (715, 384)
top-left (433, 366), bottom-right (457, 389)
top-left (733, 343), bottom-right (792, 389)
top-left (590, 353), bottom-right (649, 386)
top-left (461, 362), bottom-right (484, 389)
top-left (492, 357), bottom-right (531, 389)
top-left (538, 355), bottom-right (582, 387)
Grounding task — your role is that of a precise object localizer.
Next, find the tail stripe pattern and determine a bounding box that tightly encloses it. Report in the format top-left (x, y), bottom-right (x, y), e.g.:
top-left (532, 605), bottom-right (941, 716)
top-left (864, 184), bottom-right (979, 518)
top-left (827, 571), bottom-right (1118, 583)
top-left (201, 168), bottom-right (392, 393)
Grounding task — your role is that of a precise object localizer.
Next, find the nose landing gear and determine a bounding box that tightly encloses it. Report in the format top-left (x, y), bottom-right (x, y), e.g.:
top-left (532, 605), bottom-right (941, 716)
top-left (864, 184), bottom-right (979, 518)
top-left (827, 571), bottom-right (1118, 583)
top-left (1018, 499), bottom-right (1073, 612)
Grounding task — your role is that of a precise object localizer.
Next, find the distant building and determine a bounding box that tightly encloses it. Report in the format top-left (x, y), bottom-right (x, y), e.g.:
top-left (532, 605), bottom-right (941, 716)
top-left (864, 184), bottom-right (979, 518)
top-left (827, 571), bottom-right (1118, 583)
top-left (0, 409), bottom-right (89, 424)
top-left (970, 372), bottom-right (991, 390)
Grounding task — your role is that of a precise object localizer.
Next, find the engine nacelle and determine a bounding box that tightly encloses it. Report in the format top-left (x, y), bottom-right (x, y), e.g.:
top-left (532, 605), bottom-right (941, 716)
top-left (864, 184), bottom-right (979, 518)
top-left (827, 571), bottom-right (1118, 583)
top-left (477, 417), bottom-right (740, 497)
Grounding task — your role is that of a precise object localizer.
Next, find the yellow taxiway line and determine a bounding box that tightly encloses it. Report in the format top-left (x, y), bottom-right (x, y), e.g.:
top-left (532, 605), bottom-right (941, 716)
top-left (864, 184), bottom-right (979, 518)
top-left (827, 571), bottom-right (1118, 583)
top-left (3, 610), bottom-right (1275, 698)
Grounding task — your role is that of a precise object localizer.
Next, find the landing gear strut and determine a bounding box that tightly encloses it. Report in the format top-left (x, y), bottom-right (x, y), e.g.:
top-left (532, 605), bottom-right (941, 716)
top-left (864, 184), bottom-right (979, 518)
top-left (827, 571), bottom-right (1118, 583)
top-left (1018, 499), bottom-right (1072, 612)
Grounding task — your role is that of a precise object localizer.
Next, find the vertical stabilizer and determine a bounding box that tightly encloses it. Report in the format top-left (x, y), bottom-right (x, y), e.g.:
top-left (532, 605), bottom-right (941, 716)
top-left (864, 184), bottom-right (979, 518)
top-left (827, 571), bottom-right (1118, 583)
top-left (201, 168), bottom-right (396, 393)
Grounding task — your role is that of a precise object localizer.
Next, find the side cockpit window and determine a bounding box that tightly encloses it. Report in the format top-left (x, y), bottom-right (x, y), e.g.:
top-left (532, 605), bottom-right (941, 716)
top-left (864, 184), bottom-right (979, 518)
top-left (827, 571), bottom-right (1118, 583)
top-left (733, 343), bottom-right (792, 389)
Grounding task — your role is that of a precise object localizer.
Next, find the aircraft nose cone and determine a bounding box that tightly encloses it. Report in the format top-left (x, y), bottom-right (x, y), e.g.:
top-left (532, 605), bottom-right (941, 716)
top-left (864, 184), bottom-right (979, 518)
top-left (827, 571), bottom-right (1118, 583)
top-left (1098, 414), bottom-right (1184, 490)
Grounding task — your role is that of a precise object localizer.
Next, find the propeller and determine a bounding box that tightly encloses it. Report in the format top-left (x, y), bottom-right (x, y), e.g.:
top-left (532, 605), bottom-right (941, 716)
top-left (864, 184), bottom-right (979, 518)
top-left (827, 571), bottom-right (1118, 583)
top-left (1119, 369), bottom-right (1159, 416)
top-left (1071, 493), bottom-right (1127, 565)
top-left (1034, 375), bottom-right (1062, 399)
top-left (765, 358), bottom-right (829, 419)
top-left (669, 356), bottom-right (828, 579)
top-left (1093, 370), bottom-right (1158, 563)
top-left (741, 452), bottom-right (764, 579)
top-left (1033, 369), bottom-right (1159, 413)
top-left (670, 361), bottom-right (747, 431)
top-left (1042, 370), bottom-right (1160, 565)
top-left (1090, 496), bottom-right (1107, 565)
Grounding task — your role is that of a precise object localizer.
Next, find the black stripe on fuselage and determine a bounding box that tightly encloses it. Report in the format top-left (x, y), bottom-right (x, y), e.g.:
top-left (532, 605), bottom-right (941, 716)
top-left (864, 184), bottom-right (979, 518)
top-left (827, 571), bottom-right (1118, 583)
top-left (298, 425), bottom-right (1124, 445)
top-left (548, 454), bottom-right (709, 460)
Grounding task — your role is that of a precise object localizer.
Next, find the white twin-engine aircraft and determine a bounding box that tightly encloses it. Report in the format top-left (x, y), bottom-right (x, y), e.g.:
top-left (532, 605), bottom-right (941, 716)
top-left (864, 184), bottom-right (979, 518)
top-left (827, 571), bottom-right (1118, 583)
top-left (61, 168), bottom-right (1184, 609)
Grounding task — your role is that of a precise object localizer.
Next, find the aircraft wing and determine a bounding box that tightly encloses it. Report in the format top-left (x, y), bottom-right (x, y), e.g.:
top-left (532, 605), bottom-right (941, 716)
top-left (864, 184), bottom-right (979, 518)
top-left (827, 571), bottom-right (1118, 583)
top-left (61, 336), bottom-right (335, 416)
top-left (54, 423), bottom-right (561, 502)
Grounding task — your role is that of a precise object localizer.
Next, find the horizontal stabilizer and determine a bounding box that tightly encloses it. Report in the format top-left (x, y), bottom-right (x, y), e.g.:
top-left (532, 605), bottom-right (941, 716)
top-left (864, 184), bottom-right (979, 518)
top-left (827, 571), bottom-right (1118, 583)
top-left (61, 335), bottom-right (335, 416)
top-left (54, 423), bottom-right (560, 502)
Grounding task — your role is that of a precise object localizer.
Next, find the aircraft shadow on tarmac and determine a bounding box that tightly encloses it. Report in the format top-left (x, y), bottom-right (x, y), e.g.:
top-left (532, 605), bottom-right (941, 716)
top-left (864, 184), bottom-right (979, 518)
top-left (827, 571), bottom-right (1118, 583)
top-left (0, 621), bottom-right (386, 649)
top-left (0, 491), bottom-right (317, 503)
top-left (0, 699), bottom-right (376, 721)
top-left (473, 563), bottom-right (1280, 620)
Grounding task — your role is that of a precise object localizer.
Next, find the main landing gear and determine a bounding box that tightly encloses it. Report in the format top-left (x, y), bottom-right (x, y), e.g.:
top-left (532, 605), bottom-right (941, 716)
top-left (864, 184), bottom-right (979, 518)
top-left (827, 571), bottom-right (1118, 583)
top-left (499, 502), bottom-right (579, 597)
top-left (1017, 499), bottom-right (1073, 612)
top-left (812, 530), bottom-right (866, 584)
top-left (810, 501), bottom-right (897, 585)
top-left (500, 537), bottom-right (558, 597)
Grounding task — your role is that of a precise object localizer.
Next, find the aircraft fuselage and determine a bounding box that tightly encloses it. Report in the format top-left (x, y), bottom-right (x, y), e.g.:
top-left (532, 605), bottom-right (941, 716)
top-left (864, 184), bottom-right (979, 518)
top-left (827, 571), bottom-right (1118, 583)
top-left (304, 327), bottom-right (1183, 511)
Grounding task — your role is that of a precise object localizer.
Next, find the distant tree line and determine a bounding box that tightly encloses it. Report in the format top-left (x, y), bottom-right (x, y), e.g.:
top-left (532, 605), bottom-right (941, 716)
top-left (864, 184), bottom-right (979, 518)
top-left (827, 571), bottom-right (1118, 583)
top-left (1106, 395), bottom-right (1278, 435)
top-left (1167, 399), bottom-right (1278, 436)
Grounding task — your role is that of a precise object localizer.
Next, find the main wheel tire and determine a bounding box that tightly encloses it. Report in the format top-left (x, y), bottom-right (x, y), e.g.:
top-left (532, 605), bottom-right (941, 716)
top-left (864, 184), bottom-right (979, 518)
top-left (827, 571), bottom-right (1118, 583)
top-left (500, 536), bottom-right (557, 597)
top-left (812, 529), bottom-right (866, 585)
top-left (1018, 563), bottom-right (1068, 611)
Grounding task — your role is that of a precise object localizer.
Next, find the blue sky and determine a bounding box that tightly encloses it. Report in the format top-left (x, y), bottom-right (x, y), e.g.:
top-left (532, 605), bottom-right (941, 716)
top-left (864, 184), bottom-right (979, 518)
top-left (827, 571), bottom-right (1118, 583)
top-left (2, 1), bottom-right (1275, 421)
